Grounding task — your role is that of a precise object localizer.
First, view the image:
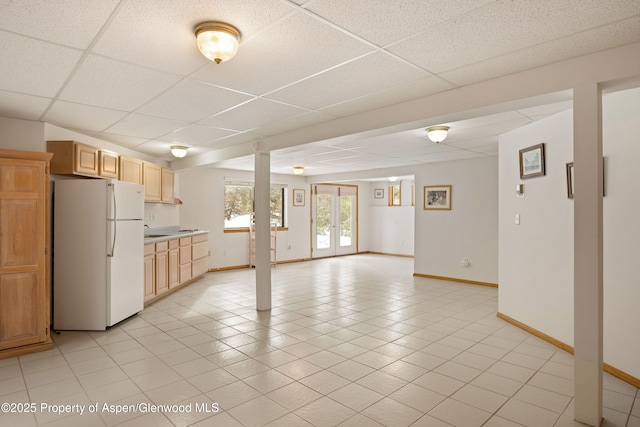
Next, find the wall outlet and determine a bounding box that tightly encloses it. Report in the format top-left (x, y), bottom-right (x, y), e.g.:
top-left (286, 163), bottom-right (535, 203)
top-left (460, 257), bottom-right (470, 267)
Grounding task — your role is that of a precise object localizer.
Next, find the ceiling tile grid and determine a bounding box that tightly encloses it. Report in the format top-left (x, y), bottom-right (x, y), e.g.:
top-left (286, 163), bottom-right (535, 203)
top-left (0, 0), bottom-right (638, 174)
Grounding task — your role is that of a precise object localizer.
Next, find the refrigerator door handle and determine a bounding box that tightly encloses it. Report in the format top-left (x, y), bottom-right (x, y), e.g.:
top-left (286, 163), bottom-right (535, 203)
top-left (108, 184), bottom-right (117, 257)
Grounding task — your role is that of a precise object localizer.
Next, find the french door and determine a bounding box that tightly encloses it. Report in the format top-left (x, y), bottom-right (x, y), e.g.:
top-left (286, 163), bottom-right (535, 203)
top-left (312, 184), bottom-right (357, 258)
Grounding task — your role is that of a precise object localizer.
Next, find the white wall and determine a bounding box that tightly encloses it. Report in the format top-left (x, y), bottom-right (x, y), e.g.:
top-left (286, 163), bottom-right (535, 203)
top-left (178, 167), bottom-right (311, 269)
top-left (498, 110), bottom-right (574, 345)
top-left (0, 116), bottom-right (45, 151)
top-left (414, 157), bottom-right (499, 283)
top-left (498, 87), bottom-right (640, 379)
top-left (367, 180), bottom-right (415, 256)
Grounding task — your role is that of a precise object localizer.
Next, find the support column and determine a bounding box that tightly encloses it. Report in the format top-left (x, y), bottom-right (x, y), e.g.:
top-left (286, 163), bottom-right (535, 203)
top-left (254, 150), bottom-right (272, 311)
top-left (573, 83), bottom-right (603, 426)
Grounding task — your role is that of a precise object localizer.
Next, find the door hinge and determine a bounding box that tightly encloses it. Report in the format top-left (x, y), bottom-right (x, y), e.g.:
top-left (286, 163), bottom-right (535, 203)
top-left (45, 166), bottom-right (48, 174)
top-left (45, 328), bottom-right (49, 335)
top-left (45, 248), bottom-right (48, 255)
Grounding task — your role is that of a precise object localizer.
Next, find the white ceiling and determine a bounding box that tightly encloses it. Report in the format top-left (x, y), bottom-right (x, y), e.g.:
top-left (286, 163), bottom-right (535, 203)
top-left (1, 0), bottom-right (639, 176)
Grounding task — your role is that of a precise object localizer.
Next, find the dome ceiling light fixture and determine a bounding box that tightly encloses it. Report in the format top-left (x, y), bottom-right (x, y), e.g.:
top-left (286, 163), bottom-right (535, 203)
top-left (170, 145), bottom-right (189, 158)
top-left (426, 126), bottom-right (450, 144)
top-left (195, 21), bottom-right (241, 64)
top-left (293, 165), bottom-right (304, 175)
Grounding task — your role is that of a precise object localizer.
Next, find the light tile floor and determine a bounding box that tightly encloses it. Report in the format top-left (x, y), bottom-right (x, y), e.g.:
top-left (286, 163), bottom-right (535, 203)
top-left (1, 254), bottom-right (638, 426)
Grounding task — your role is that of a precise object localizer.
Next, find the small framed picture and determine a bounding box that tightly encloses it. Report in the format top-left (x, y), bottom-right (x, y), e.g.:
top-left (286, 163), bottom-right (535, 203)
top-left (374, 188), bottom-right (384, 199)
top-left (424, 185), bottom-right (451, 210)
top-left (292, 189), bottom-right (305, 206)
top-left (519, 143), bottom-right (545, 179)
top-left (566, 162), bottom-right (574, 199)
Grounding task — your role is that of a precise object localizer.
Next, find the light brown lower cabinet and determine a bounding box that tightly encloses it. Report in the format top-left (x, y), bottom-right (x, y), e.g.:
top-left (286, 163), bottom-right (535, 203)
top-left (168, 239), bottom-right (179, 289)
top-left (144, 244), bottom-right (155, 303)
top-left (144, 233), bottom-right (208, 304)
top-left (0, 149), bottom-right (53, 359)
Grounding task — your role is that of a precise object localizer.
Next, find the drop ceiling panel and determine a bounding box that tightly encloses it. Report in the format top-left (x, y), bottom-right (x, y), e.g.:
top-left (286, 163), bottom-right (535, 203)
top-left (0, 91), bottom-right (51, 120)
top-left (104, 113), bottom-right (187, 140)
top-left (389, 0), bottom-right (640, 74)
top-left (201, 98), bottom-right (309, 131)
top-left (440, 16), bottom-right (640, 86)
top-left (191, 11), bottom-right (374, 96)
top-left (96, 133), bottom-right (150, 148)
top-left (59, 55), bottom-right (181, 111)
top-left (0, 31), bottom-right (82, 98)
top-left (253, 111), bottom-right (337, 137)
top-left (0, 0), bottom-right (119, 49)
top-left (321, 75), bottom-right (455, 117)
top-left (136, 80), bottom-right (253, 123)
top-left (156, 124), bottom-right (237, 146)
top-left (43, 101), bottom-right (128, 132)
top-left (307, 0), bottom-right (494, 47)
top-left (267, 52), bottom-right (427, 110)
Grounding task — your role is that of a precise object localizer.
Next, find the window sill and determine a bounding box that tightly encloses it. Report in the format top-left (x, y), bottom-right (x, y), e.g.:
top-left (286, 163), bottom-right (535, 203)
top-left (224, 227), bottom-right (289, 233)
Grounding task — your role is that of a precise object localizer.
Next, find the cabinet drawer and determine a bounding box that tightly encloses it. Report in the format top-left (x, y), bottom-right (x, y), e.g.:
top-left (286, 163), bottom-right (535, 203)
top-left (168, 239), bottom-right (179, 250)
top-left (180, 264), bottom-right (192, 283)
top-left (192, 258), bottom-right (208, 278)
top-left (144, 244), bottom-right (155, 256)
top-left (179, 246), bottom-right (191, 264)
top-left (155, 241), bottom-right (168, 252)
top-left (192, 241), bottom-right (208, 260)
top-left (180, 237), bottom-right (191, 247)
top-left (192, 233), bottom-right (208, 244)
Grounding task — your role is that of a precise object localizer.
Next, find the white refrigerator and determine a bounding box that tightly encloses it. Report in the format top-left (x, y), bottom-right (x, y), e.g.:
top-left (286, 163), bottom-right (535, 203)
top-left (53, 179), bottom-right (144, 330)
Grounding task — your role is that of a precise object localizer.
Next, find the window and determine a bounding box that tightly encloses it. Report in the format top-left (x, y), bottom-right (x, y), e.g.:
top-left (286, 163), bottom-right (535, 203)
top-left (388, 184), bottom-right (401, 206)
top-left (224, 184), bottom-right (285, 229)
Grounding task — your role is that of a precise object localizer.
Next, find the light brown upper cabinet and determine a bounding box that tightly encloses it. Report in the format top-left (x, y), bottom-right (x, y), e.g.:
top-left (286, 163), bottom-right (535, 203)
top-left (161, 167), bottom-right (174, 203)
top-left (142, 161), bottom-right (162, 202)
top-left (119, 156), bottom-right (143, 184)
top-left (98, 150), bottom-right (119, 178)
top-left (0, 149), bottom-right (53, 359)
top-left (48, 140), bottom-right (99, 177)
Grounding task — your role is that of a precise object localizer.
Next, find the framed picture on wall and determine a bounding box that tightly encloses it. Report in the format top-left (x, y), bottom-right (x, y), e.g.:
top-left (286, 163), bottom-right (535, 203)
top-left (519, 143), bottom-right (545, 179)
top-left (293, 189), bottom-right (305, 206)
top-left (374, 188), bottom-right (384, 199)
top-left (566, 162), bottom-right (574, 199)
top-left (424, 185), bottom-right (451, 210)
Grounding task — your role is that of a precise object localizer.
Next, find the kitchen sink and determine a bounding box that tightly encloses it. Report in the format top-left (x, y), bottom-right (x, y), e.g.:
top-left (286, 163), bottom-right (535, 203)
top-left (145, 234), bottom-right (171, 238)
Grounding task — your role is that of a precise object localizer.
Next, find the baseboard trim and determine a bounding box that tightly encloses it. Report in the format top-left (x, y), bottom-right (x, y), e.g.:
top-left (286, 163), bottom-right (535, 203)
top-left (208, 265), bottom-right (249, 272)
top-left (276, 258), bottom-right (312, 265)
top-left (367, 251), bottom-right (414, 258)
top-left (413, 273), bottom-right (498, 288)
top-left (497, 312), bottom-right (640, 388)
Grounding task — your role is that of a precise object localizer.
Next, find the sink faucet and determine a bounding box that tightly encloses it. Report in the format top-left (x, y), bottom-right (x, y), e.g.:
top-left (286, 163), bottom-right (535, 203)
top-left (144, 224), bottom-right (149, 228)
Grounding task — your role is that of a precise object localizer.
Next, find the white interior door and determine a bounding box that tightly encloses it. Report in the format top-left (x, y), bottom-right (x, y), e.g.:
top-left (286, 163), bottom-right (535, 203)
top-left (312, 185), bottom-right (357, 258)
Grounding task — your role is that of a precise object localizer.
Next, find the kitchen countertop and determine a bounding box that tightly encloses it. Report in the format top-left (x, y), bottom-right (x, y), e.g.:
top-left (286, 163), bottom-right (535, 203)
top-left (144, 226), bottom-right (209, 244)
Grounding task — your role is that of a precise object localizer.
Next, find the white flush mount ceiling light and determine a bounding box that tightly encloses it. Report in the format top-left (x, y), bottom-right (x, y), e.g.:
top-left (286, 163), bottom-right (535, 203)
top-left (426, 126), bottom-right (449, 143)
top-left (293, 166), bottom-right (304, 175)
top-left (170, 145), bottom-right (189, 158)
top-left (389, 176), bottom-right (397, 182)
top-left (195, 22), bottom-right (241, 64)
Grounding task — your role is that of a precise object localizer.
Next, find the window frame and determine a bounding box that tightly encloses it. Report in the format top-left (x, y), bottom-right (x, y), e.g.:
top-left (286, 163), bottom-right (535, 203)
top-left (223, 182), bottom-right (287, 231)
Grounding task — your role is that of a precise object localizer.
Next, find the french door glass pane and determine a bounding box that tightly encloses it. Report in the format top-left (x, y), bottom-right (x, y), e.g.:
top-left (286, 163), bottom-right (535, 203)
top-left (339, 195), bottom-right (352, 247)
top-left (316, 194), bottom-right (331, 249)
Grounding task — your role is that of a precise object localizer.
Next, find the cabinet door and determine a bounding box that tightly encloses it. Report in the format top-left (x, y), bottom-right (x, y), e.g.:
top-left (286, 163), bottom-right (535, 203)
top-left (74, 142), bottom-right (99, 176)
top-left (0, 157), bottom-right (48, 350)
top-left (143, 254), bottom-right (155, 302)
top-left (99, 150), bottom-right (119, 178)
top-left (120, 156), bottom-right (143, 184)
top-left (155, 250), bottom-right (169, 295)
top-left (143, 162), bottom-right (162, 202)
top-left (161, 168), bottom-right (174, 203)
top-left (168, 248), bottom-right (179, 289)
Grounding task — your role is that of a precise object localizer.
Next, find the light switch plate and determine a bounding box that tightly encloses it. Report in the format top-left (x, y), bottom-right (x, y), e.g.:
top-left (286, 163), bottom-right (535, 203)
top-left (515, 214), bottom-right (520, 225)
